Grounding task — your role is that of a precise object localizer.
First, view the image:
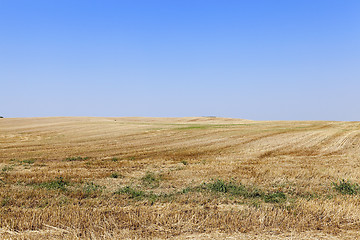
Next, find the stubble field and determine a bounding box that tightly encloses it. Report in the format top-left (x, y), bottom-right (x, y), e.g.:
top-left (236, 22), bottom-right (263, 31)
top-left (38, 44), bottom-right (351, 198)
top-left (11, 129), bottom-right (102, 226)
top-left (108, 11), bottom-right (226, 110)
top-left (1, 117), bottom-right (360, 239)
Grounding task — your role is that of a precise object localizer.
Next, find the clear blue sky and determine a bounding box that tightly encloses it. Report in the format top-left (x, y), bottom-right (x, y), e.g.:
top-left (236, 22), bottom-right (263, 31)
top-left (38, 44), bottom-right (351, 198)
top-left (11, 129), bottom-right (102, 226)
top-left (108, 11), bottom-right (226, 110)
top-left (1, 0), bottom-right (359, 120)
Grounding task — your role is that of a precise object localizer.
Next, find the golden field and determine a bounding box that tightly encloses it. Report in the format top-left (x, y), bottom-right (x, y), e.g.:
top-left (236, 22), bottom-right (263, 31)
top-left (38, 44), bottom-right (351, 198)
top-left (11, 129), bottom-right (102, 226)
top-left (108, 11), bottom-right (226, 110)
top-left (1, 117), bottom-right (360, 239)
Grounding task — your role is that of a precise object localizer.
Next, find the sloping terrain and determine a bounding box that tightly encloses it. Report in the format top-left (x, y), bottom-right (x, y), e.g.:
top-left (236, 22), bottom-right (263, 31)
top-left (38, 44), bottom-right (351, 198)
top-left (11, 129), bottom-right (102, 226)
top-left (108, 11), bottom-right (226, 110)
top-left (1, 117), bottom-right (360, 239)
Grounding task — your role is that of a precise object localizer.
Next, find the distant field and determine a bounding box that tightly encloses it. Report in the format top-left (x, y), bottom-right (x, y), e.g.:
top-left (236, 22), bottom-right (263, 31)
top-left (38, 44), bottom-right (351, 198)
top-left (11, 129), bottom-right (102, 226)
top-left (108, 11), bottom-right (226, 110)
top-left (1, 117), bottom-right (360, 239)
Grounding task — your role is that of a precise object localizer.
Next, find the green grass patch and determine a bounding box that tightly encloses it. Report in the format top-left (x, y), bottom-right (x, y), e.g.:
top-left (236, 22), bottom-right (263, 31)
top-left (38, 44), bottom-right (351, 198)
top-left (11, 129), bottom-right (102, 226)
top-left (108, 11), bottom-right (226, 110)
top-left (64, 156), bottom-right (90, 161)
top-left (82, 182), bottom-right (104, 197)
top-left (206, 179), bottom-right (262, 197)
top-left (332, 179), bottom-right (360, 195)
top-left (38, 177), bottom-right (69, 191)
top-left (141, 172), bottom-right (161, 188)
top-left (205, 179), bottom-right (286, 203)
top-left (115, 186), bottom-right (171, 203)
top-left (21, 159), bottom-right (35, 164)
top-left (116, 186), bottom-right (146, 199)
top-left (176, 125), bottom-right (212, 130)
top-left (263, 191), bottom-right (287, 203)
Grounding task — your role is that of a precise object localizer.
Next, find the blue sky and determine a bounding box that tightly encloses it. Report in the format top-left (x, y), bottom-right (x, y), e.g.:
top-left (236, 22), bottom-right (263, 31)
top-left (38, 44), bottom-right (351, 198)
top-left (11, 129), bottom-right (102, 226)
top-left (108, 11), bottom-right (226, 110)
top-left (1, 0), bottom-right (359, 120)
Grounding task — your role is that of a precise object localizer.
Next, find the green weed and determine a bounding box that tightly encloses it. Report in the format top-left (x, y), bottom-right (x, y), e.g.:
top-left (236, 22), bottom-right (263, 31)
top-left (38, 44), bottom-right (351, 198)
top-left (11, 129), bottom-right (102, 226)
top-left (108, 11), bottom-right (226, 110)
top-left (181, 160), bottom-right (188, 165)
top-left (332, 179), bottom-right (360, 195)
top-left (21, 159), bottom-right (35, 164)
top-left (110, 172), bottom-right (123, 178)
top-left (38, 177), bottom-right (69, 191)
top-left (1, 196), bottom-right (10, 207)
top-left (115, 186), bottom-right (170, 203)
top-left (205, 179), bottom-right (286, 202)
top-left (141, 172), bottom-right (161, 188)
top-left (2, 165), bottom-right (13, 172)
top-left (82, 182), bottom-right (104, 196)
top-left (263, 191), bottom-right (287, 203)
top-left (64, 156), bottom-right (90, 161)
top-left (116, 186), bottom-right (146, 199)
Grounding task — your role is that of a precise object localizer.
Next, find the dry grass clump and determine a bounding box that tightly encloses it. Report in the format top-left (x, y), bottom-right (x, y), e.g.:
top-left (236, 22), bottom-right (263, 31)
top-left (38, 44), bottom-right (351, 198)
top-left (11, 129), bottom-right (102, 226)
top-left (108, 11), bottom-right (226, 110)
top-left (1, 117), bottom-right (360, 239)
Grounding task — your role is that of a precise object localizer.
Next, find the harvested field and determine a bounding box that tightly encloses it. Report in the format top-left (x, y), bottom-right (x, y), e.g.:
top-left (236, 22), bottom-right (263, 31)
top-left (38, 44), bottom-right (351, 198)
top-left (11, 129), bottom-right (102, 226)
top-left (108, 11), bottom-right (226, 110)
top-left (1, 117), bottom-right (360, 239)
